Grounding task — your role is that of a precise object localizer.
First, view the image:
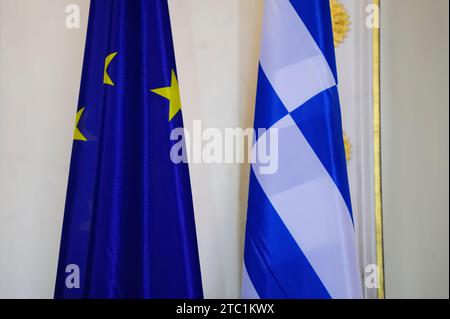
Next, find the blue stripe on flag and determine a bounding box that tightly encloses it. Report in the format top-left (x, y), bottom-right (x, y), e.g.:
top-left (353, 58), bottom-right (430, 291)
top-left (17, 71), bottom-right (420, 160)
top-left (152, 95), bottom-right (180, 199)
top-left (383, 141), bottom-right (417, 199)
top-left (289, 0), bottom-right (338, 82)
top-left (253, 65), bottom-right (289, 131)
top-left (244, 170), bottom-right (331, 299)
top-left (289, 86), bottom-right (353, 220)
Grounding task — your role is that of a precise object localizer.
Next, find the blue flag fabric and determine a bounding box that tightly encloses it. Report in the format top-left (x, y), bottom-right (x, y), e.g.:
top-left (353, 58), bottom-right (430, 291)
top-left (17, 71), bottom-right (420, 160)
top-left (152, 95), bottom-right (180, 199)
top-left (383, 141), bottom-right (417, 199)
top-left (55, 0), bottom-right (203, 299)
top-left (241, 0), bottom-right (363, 299)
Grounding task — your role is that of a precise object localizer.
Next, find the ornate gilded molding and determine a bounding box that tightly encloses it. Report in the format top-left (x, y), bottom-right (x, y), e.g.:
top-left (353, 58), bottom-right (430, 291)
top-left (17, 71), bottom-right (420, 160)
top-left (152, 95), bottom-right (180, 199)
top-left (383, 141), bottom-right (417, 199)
top-left (330, 0), bottom-right (351, 47)
top-left (343, 132), bottom-right (352, 162)
top-left (372, 0), bottom-right (385, 300)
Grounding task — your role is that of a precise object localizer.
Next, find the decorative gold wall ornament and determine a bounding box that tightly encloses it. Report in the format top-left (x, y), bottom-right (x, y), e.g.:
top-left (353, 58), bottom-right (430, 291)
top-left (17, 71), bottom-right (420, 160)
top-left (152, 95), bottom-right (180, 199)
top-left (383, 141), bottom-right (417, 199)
top-left (330, 0), bottom-right (351, 47)
top-left (343, 132), bottom-right (352, 162)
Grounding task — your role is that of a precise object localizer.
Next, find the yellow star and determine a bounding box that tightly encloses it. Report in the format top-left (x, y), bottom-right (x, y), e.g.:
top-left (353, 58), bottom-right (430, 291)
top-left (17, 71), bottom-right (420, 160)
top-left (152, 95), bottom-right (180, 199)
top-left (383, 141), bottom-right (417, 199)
top-left (104, 52), bottom-right (118, 86)
top-left (74, 107), bottom-right (88, 141)
top-left (151, 70), bottom-right (182, 121)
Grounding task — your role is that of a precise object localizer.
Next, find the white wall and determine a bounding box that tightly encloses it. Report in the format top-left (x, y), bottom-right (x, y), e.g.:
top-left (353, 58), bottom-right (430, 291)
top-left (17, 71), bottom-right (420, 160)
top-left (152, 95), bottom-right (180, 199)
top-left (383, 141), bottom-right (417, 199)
top-left (169, 0), bottom-right (263, 298)
top-left (0, 0), bottom-right (263, 298)
top-left (0, 0), bottom-right (89, 298)
top-left (381, 0), bottom-right (449, 299)
top-left (0, 0), bottom-right (448, 299)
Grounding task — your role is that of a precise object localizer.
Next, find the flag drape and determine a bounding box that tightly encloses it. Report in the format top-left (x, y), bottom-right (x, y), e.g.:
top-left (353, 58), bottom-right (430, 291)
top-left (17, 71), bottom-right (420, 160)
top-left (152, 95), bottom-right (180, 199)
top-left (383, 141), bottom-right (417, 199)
top-left (55, 0), bottom-right (203, 299)
top-left (242, 0), bottom-right (363, 299)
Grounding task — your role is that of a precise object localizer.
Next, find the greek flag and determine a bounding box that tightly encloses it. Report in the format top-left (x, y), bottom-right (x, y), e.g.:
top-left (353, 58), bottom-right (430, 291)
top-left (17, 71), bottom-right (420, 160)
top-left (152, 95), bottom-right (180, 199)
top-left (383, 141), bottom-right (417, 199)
top-left (242, 0), bottom-right (363, 299)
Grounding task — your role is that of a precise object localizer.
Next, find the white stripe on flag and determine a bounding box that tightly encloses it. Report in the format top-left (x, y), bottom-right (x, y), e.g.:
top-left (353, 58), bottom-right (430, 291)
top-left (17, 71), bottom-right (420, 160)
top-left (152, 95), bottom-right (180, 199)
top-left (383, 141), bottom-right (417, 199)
top-left (252, 115), bottom-right (362, 298)
top-left (259, 0), bottom-right (336, 111)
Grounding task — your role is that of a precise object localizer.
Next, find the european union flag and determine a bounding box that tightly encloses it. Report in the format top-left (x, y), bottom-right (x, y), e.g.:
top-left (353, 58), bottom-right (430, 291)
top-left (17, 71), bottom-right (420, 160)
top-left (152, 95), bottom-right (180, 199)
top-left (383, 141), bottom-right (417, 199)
top-left (55, 0), bottom-right (203, 299)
